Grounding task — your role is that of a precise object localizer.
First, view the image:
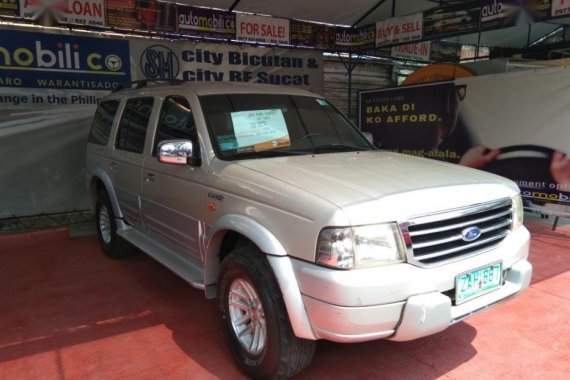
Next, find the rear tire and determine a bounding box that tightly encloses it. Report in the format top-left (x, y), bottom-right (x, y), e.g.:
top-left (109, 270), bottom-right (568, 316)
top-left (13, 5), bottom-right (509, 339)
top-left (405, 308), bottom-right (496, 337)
top-left (95, 191), bottom-right (133, 259)
top-left (218, 247), bottom-right (316, 379)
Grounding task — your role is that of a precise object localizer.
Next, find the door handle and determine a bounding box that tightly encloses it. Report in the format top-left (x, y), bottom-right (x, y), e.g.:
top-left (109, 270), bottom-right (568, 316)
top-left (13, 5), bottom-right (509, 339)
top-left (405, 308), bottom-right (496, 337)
top-left (109, 162), bottom-right (117, 170)
top-left (145, 173), bottom-right (155, 183)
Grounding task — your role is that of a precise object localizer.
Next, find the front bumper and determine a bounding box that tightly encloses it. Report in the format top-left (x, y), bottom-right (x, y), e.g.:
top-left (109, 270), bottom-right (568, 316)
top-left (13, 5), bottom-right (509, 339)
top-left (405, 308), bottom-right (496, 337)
top-left (292, 226), bottom-right (531, 343)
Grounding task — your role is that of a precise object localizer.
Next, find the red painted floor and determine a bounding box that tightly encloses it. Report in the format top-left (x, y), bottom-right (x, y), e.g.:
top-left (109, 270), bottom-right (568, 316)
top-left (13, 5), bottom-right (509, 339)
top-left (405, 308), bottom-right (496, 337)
top-left (0, 221), bottom-right (569, 380)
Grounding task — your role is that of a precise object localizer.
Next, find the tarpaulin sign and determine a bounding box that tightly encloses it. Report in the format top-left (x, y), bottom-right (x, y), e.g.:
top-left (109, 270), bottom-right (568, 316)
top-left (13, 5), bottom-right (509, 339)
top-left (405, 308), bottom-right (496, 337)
top-left (177, 6), bottom-right (235, 39)
top-left (236, 14), bottom-right (290, 45)
top-left (335, 24), bottom-right (376, 51)
top-left (290, 20), bottom-right (335, 50)
top-left (0, 0), bottom-right (19, 17)
top-left (359, 82), bottom-right (461, 161)
top-left (359, 68), bottom-right (570, 212)
top-left (106, 0), bottom-right (176, 32)
top-left (0, 29), bottom-right (131, 89)
top-left (376, 13), bottom-right (423, 47)
top-left (130, 40), bottom-right (323, 93)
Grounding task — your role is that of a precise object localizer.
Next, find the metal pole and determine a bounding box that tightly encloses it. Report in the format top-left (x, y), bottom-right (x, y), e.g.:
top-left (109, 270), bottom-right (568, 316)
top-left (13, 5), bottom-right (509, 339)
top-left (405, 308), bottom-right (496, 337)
top-left (348, 51), bottom-right (353, 119)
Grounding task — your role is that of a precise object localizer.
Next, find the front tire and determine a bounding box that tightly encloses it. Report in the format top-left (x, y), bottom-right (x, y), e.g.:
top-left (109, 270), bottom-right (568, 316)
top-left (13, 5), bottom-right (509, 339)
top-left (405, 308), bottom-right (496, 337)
top-left (218, 247), bottom-right (316, 379)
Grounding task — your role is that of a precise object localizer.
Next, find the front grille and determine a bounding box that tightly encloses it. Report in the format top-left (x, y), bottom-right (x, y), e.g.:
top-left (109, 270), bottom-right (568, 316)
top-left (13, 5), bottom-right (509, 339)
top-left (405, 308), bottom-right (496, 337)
top-left (402, 199), bottom-right (513, 266)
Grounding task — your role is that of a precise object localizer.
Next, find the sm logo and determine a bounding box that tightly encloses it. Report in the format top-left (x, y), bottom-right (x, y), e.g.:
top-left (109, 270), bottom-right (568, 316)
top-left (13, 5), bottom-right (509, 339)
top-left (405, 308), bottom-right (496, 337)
top-left (140, 45), bottom-right (180, 80)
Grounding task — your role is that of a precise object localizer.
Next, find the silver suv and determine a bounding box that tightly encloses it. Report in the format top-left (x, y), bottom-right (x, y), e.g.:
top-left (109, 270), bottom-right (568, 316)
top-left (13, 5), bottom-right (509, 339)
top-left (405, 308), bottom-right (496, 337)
top-left (86, 81), bottom-right (532, 379)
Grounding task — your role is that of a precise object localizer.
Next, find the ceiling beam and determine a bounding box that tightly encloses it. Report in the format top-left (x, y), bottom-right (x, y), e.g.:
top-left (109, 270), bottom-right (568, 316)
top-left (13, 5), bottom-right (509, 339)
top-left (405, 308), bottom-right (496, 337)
top-left (351, 0), bottom-right (387, 27)
top-left (228, 0), bottom-right (242, 12)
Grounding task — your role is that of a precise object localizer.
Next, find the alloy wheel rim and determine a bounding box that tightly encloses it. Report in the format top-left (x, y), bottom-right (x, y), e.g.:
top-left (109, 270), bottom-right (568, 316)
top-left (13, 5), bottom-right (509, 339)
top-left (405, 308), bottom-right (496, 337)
top-left (228, 278), bottom-right (267, 355)
top-left (99, 205), bottom-right (112, 244)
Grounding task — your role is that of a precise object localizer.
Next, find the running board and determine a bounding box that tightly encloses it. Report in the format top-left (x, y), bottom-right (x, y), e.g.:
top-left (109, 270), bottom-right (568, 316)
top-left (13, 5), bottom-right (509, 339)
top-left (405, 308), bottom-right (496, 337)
top-left (118, 228), bottom-right (206, 291)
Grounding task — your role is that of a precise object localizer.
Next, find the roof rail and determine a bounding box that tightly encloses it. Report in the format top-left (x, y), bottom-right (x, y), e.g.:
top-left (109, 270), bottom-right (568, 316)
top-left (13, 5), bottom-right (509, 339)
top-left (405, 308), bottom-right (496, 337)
top-left (112, 79), bottom-right (186, 93)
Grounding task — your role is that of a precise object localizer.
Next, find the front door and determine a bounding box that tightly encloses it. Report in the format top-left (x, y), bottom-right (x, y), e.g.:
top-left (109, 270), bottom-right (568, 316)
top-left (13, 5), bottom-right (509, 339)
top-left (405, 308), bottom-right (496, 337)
top-left (141, 96), bottom-right (207, 262)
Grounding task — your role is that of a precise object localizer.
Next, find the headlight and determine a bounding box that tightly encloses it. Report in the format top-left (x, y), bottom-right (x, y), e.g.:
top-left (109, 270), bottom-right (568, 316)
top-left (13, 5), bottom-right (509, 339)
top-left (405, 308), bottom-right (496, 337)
top-left (316, 223), bottom-right (405, 269)
top-left (512, 194), bottom-right (524, 230)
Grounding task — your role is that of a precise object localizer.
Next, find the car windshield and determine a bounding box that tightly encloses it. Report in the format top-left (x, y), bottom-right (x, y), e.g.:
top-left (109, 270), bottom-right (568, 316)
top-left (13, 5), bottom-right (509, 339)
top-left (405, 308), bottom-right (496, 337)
top-left (200, 94), bottom-right (373, 160)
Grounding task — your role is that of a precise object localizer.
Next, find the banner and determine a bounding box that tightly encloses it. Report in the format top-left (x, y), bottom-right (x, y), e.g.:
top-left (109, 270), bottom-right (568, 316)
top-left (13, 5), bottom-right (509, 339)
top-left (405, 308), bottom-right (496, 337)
top-left (391, 42), bottom-right (431, 61)
top-left (20, 0), bottom-right (45, 19)
top-left (376, 13), bottom-right (423, 47)
top-left (335, 24), bottom-right (376, 51)
top-left (236, 14), bottom-right (290, 45)
top-left (106, 0), bottom-right (176, 32)
top-left (524, 0), bottom-right (552, 21)
top-left (551, 0), bottom-right (570, 18)
top-left (431, 41), bottom-right (461, 62)
top-left (130, 40), bottom-right (323, 93)
top-left (359, 82), bottom-right (460, 158)
top-left (358, 67), bottom-right (570, 212)
top-left (53, 0), bottom-right (105, 27)
top-left (480, 0), bottom-right (520, 30)
top-left (460, 45), bottom-right (490, 60)
top-left (0, 0), bottom-right (19, 17)
top-left (423, 2), bottom-right (480, 38)
top-left (290, 20), bottom-right (335, 50)
top-left (19, 0), bottom-right (104, 26)
top-left (177, 6), bottom-right (235, 39)
top-left (456, 68), bottom-right (570, 210)
top-left (0, 29), bottom-right (130, 90)
top-left (0, 28), bottom-right (131, 218)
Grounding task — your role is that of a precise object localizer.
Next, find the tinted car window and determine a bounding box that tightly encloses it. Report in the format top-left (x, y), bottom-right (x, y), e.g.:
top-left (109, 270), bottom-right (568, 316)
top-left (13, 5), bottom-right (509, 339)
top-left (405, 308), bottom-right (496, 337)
top-left (115, 98), bottom-right (154, 154)
top-left (153, 96), bottom-right (196, 156)
top-left (88, 100), bottom-right (120, 145)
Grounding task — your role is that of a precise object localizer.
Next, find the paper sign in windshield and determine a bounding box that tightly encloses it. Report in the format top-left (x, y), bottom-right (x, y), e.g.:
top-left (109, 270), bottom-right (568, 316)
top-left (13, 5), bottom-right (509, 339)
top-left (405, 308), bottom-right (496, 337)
top-left (231, 109), bottom-right (290, 152)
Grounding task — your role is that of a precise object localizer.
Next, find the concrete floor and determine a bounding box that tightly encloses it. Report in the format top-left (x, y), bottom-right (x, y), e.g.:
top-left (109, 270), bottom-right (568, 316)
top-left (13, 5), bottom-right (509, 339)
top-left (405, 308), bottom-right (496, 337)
top-left (0, 220), bottom-right (569, 379)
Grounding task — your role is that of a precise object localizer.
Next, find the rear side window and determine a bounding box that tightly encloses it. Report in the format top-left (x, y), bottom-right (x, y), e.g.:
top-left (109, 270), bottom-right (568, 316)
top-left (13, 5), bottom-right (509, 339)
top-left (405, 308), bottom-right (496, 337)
top-left (115, 97), bottom-right (154, 154)
top-left (88, 100), bottom-right (120, 145)
top-left (153, 96), bottom-right (196, 156)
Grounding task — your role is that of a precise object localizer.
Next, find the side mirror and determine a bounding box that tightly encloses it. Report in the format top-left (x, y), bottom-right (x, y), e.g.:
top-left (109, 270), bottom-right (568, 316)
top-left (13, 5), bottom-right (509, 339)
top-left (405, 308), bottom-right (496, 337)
top-left (158, 140), bottom-right (201, 166)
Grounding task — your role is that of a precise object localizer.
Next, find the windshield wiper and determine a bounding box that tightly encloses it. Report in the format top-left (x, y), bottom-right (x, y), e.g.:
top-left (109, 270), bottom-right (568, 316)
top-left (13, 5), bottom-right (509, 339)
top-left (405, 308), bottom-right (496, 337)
top-left (311, 144), bottom-right (371, 152)
top-left (231, 149), bottom-right (309, 159)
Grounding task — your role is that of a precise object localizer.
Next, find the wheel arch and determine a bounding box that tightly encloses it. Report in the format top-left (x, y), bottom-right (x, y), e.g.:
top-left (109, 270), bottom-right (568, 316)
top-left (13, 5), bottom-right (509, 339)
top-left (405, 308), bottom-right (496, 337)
top-left (89, 169), bottom-right (123, 220)
top-left (204, 214), bottom-right (316, 340)
top-left (204, 214), bottom-right (287, 285)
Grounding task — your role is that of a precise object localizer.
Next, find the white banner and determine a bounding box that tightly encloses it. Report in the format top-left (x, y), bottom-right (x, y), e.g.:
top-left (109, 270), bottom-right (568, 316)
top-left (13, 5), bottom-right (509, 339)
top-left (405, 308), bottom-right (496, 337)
top-left (391, 42), bottom-right (431, 61)
top-left (53, 0), bottom-right (105, 27)
top-left (19, 0), bottom-right (105, 26)
top-left (551, 0), bottom-right (570, 18)
top-left (457, 67), bottom-right (570, 210)
top-left (130, 40), bottom-right (323, 93)
top-left (376, 13), bottom-right (423, 47)
top-left (236, 14), bottom-right (290, 45)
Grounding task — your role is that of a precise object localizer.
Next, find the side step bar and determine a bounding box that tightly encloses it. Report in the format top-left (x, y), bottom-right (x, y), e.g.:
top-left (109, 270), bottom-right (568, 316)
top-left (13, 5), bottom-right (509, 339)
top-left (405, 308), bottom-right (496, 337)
top-left (118, 228), bottom-right (206, 291)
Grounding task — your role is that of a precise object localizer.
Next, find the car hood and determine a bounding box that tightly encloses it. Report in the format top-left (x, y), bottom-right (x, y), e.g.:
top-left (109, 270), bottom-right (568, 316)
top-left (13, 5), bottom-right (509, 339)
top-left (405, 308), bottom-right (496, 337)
top-left (235, 151), bottom-right (519, 225)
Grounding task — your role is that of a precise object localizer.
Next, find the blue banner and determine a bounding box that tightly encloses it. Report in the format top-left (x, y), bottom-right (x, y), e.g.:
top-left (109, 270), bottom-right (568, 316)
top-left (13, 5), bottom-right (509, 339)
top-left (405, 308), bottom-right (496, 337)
top-left (0, 29), bottom-right (131, 90)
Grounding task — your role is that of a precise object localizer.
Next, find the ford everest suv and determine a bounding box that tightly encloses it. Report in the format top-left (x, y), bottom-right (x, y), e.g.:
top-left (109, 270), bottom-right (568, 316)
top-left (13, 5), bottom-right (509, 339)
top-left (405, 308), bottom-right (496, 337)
top-left (85, 81), bottom-right (531, 379)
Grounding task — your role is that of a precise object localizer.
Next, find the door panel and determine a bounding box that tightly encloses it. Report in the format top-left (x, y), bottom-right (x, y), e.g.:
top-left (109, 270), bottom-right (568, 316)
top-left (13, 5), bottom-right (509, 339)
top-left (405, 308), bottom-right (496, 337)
top-left (109, 97), bottom-right (155, 227)
top-left (141, 96), bottom-right (207, 262)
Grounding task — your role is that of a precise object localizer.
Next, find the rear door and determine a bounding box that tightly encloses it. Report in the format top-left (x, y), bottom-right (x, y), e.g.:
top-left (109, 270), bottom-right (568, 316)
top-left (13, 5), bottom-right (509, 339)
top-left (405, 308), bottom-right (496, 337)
top-left (141, 95), bottom-right (207, 261)
top-left (86, 99), bottom-right (121, 178)
top-left (108, 97), bottom-right (155, 228)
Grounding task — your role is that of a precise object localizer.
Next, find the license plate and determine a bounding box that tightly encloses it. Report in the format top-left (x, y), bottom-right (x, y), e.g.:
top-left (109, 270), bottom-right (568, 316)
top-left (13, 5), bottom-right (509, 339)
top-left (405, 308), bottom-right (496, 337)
top-left (455, 262), bottom-right (502, 305)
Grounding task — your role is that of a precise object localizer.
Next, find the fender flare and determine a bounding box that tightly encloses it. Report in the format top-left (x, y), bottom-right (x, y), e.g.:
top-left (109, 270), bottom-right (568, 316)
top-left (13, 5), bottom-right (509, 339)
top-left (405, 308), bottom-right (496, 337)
top-left (204, 214), bottom-right (316, 340)
top-left (204, 214), bottom-right (287, 284)
top-left (89, 169), bottom-right (127, 229)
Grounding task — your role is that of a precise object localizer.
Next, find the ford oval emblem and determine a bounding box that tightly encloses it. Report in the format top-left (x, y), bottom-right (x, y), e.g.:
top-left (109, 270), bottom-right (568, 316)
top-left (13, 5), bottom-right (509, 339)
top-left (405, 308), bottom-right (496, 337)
top-left (461, 226), bottom-right (482, 242)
